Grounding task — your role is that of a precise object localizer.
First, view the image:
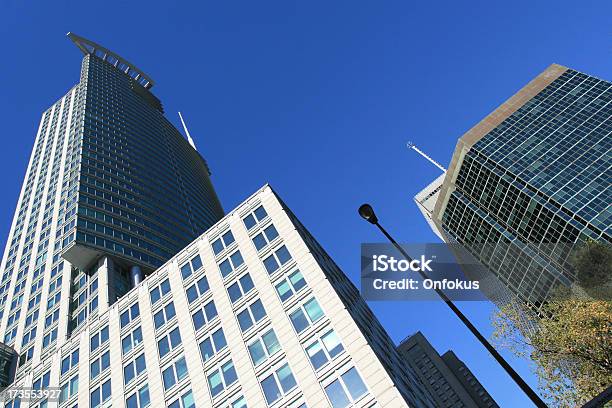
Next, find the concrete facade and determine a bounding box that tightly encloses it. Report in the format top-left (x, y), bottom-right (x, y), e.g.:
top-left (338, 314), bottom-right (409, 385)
top-left (2, 186), bottom-right (436, 407)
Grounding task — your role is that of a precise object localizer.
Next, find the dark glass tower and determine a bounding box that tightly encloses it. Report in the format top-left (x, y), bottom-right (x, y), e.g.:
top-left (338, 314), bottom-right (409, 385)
top-left (64, 33), bottom-right (224, 273)
top-left (0, 33), bottom-right (224, 376)
top-left (423, 64), bottom-right (611, 310)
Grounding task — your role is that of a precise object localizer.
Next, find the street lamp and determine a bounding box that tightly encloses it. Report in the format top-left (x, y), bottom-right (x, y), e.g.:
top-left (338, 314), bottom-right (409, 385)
top-left (358, 203), bottom-right (548, 408)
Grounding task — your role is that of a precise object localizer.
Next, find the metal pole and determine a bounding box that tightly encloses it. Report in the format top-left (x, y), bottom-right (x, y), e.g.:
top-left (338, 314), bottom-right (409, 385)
top-left (373, 221), bottom-right (548, 408)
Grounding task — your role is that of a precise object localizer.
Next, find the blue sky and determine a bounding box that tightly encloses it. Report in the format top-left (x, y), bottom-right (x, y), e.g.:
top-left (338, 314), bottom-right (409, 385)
top-left (1, 1), bottom-right (610, 406)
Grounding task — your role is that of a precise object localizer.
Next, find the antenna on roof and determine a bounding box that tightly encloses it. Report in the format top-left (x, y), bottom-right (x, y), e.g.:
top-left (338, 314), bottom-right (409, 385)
top-left (407, 141), bottom-right (446, 172)
top-left (178, 112), bottom-right (197, 151)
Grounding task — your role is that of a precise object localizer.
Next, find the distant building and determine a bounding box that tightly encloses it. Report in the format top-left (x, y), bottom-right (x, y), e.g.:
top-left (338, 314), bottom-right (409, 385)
top-left (415, 64), bottom-right (611, 311)
top-left (398, 332), bottom-right (499, 408)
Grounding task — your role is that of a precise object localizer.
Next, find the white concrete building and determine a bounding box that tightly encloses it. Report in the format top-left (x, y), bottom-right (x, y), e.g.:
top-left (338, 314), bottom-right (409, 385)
top-left (2, 185), bottom-right (434, 408)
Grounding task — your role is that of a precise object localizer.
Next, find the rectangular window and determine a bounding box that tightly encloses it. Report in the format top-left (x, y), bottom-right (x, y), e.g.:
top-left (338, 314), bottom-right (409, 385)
top-left (231, 396), bottom-right (247, 408)
top-left (248, 328), bottom-right (281, 366)
top-left (185, 276), bottom-right (210, 304)
top-left (59, 374), bottom-right (78, 404)
top-left (90, 325), bottom-right (109, 352)
top-left (162, 356), bottom-right (189, 390)
top-left (90, 350), bottom-right (110, 379)
top-left (42, 327), bottom-right (57, 348)
top-left (180, 255), bottom-right (203, 280)
top-left (289, 297), bottom-right (324, 334)
top-left (227, 273), bottom-right (255, 303)
top-left (260, 363), bottom-right (297, 405)
top-left (126, 383), bottom-right (150, 408)
top-left (243, 206), bottom-right (268, 230)
top-left (207, 359), bottom-right (238, 398)
top-left (120, 302), bottom-right (140, 328)
top-left (124, 353), bottom-right (147, 385)
top-left (275, 270), bottom-right (307, 302)
top-left (218, 250), bottom-right (244, 278)
top-left (252, 224), bottom-right (279, 251)
top-left (45, 307), bottom-right (59, 330)
top-left (263, 245), bottom-right (292, 274)
top-left (306, 329), bottom-right (344, 370)
top-left (33, 371), bottom-right (50, 390)
top-left (212, 230), bottom-right (235, 255)
top-left (90, 379), bottom-right (111, 408)
top-left (158, 327), bottom-right (182, 359)
top-left (324, 367), bottom-right (368, 408)
top-left (150, 278), bottom-right (171, 306)
top-left (237, 299), bottom-right (266, 332)
top-left (122, 326), bottom-right (143, 355)
top-left (154, 301), bottom-right (177, 330)
top-left (60, 349), bottom-right (79, 376)
top-left (199, 327), bottom-right (227, 362)
top-left (192, 300), bottom-right (218, 330)
top-left (167, 389), bottom-right (195, 408)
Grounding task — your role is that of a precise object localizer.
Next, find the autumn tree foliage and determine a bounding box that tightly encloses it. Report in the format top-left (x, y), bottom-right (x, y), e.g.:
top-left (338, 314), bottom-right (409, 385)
top-left (492, 242), bottom-right (612, 407)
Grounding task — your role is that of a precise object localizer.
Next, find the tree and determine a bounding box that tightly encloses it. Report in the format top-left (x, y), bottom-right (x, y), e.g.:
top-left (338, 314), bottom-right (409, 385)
top-left (492, 242), bottom-right (612, 407)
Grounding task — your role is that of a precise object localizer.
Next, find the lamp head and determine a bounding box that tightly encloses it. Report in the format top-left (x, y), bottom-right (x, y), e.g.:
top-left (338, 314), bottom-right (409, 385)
top-left (358, 204), bottom-right (378, 224)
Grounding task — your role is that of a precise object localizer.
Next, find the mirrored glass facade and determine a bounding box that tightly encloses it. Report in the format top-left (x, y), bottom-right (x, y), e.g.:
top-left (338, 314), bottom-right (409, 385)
top-left (425, 64), bottom-right (611, 310)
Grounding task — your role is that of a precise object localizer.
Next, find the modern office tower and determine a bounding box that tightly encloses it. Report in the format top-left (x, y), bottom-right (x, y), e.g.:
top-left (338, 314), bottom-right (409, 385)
top-left (1, 185), bottom-right (436, 408)
top-left (416, 64), bottom-right (611, 310)
top-left (0, 32), bottom-right (224, 387)
top-left (398, 332), bottom-right (499, 408)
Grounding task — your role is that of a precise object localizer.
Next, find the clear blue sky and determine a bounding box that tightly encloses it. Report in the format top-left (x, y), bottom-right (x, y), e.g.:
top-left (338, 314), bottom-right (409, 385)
top-left (1, 1), bottom-right (610, 406)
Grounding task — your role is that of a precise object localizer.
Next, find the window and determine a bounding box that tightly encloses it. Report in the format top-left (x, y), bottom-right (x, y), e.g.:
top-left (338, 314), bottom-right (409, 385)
top-left (237, 299), bottom-right (266, 332)
top-left (90, 325), bottom-right (109, 351)
top-left (124, 353), bottom-right (146, 385)
top-left (199, 328), bottom-right (227, 362)
top-left (243, 206), bottom-right (268, 230)
top-left (185, 276), bottom-right (210, 304)
top-left (180, 255), bottom-right (203, 280)
top-left (126, 384), bottom-right (150, 408)
top-left (289, 298), bottom-right (324, 333)
top-left (263, 246), bottom-right (292, 274)
top-left (227, 273), bottom-right (255, 303)
top-left (61, 349), bottom-right (79, 376)
top-left (33, 371), bottom-right (50, 390)
top-left (42, 327), bottom-right (57, 348)
top-left (207, 360), bottom-right (238, 398)
top-left (218, 250), bottom-right (244, 278)
top-left (168, 389), bottom-right (195, 408)
top-left (162, 356), bottom-right (189, 390)
top-left (154, 302), bottom-right (177, 329)
top-left (231, 396), bottom-right (247, 408)
top-left (324, 367), bottom-right (368, 408)
top-left (59, 375), bottom-right (78, 404)
top-left (150, 278), bottom-right (171, 305)
top-left (248, 329), bottom-right (281, 366)
top-left (252, 224), bottom-right (279, 251)
top-left (260, 363), bottom-right (297, 405)
top-left (192, 300), bottom-right (218, 330)
top-left (306, 330), bottom-right (344, 370)
top-left (120, 302), bottom-right (140, 328)
top-left (122, 326), bottom-right (144, 355)
top-left (275, 270), bottom-right (307, 302)
top-left (212, 230), bottom-right (235, 255)
top-left (90, 379), bottom-right (112, 408)
top-left (158, 327), bottom-right (182, 358)
top-left (90, 350), bottom-right (110, 379)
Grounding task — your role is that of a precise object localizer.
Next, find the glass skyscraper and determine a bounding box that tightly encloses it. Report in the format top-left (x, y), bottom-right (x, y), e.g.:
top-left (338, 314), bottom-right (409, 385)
top-left (418, 64), bottom-right (611, 310)
top-left (0, 34), bottom-right (437, 408)
top-left (0, 32), bottom-right (224, 384)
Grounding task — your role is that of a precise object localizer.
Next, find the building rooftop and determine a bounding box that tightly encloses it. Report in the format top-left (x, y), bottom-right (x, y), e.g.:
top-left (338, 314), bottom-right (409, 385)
top-left (67, 32), bottom-right (154, 89)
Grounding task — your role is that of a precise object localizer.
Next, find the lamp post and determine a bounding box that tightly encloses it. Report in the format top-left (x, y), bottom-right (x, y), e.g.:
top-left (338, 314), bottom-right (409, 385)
top-left (358, 203), bottom-right (547, 408)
